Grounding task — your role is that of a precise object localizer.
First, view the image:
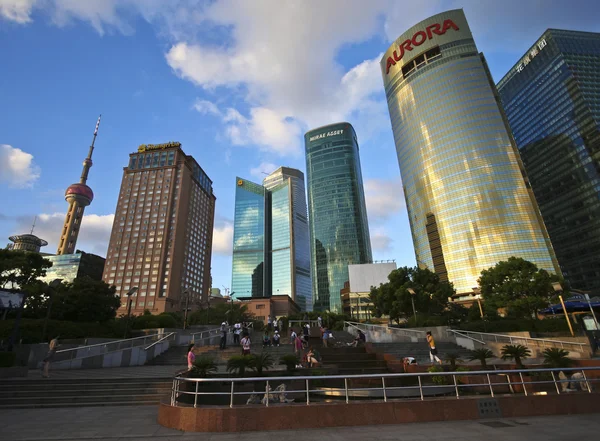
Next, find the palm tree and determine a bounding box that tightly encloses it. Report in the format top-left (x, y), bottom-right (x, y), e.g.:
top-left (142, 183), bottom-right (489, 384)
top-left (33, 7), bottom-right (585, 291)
top-left (191, 356), bottom-right (217, 377)
top-left (469, 348), bottom-right (494, 369)
top-left (543, 348), bottom-right (573, 368)
top-left (226, 355), bottom-right (254, 377)
top-left (280, 354), bottom-right (300, 374)
top-left (501, 344), bottom-right (531, 369)
top-left (251, 352), bottom-right (275, 376)
top-left (445, 353), bottom-right (463, 371)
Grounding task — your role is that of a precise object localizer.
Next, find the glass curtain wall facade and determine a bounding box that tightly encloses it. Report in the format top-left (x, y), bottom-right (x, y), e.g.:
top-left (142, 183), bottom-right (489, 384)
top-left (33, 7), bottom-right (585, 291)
top-left (305, 122), bottom-right (373, 312)
top-left (263, 167), bottom-right (312, 311)
top-left (497, 30), bottom-right (600, 295)
top-left (381, 10), bottom-right (561, 294)
top-left (232, 178), bottom-right (269, 299)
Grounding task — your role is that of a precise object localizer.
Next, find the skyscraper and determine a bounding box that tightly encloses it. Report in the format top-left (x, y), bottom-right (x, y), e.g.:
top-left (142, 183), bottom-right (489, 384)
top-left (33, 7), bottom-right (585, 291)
top-left (381, 10), bottom-right (561, 294)
top-left (305, 122), bottom-right (372, 312)
top-left (102, 142), bottom-right (215, 315)
top-left (57, 116), bottom-right (101, 255)
top-left (497, 30), bottom-right (600, 295)
top-left (231, 167), bottom-right (312, 310)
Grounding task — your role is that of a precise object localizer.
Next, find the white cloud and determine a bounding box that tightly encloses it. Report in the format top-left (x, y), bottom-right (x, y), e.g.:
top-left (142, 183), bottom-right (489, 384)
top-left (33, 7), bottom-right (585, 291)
top-left (193, 98), bottom-right (221, 116)
top-left (249, 162), bottom-right (278, 180)
top-left (0, 144), bottom-right (40, 188)
top-left (0, 0), bottom-right (37, 23)
top-left (370, 227), bottom-right (393, 252)
top-left (13, 212), bottom-right (114, 256)
top-left (365, 177), bottom-right (404, 221)
top-left (212, 220), bottom-right (233, 256)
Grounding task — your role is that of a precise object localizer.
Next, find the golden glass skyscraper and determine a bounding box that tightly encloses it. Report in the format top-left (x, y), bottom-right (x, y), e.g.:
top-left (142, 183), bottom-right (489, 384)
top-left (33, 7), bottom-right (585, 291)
top-left (381, 9), bottom-right (561, 293)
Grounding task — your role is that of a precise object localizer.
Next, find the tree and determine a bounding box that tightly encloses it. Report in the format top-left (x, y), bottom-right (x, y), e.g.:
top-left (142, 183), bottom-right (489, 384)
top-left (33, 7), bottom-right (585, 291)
top-left (250, 352), bottom-right (275, 376)
top-left (192, 356), bottom-right (218, 377)
top-left (226, 355), bottom-right (254, 377)
top-left (478, 257), bottom-right (560, 319)
top-left (542, 348), bottom-right (573, 368)
top-left (369, 266), bottom-right (456, 324)
top-left (469, 348), bottom-right (495, 369)
top-left (445, 353), bottom-right (462, 371)
top-left (188, 303), bottom-right (253, 326)
top-left (50, 277), bottom-right (120, 322)
top-left (501, 344), bottom-right (531, 369)
top-left (0, 249), bottom-right (52, 290)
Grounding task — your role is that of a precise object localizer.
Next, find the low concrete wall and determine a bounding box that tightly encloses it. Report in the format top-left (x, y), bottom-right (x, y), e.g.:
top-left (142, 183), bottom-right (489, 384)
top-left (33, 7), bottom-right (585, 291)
top-left (158, 392), bottom-right (600, 432)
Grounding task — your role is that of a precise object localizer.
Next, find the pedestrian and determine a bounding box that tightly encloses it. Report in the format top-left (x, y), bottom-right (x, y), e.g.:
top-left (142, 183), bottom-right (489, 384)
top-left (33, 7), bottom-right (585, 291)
top-left (220, 322), bottom-right (228, 350)
top-left (322, 327), bottom-right (329, 348)
top-left (317, 315), bottom-right (323, 328)
top-left (241, 332), bottom-right (251, 355)
top-left (42, 336), bottom-right (59, 378)
top-left (187, 344), bottom-right (196, 371)
top-left (267, 315), bottom-right (273, 331)
top-left (426, 331), bottom-right (442, 365)
top-left (294, 330), bottom-right (303, 355)
top-left (233, 322), bottom-right (242, 345)
top-left (262, 330), bottom-right (271, 348)
top-left (306, 347), bottom-right (319, 368)
top-left (272, 330), bottom-right (281, 347)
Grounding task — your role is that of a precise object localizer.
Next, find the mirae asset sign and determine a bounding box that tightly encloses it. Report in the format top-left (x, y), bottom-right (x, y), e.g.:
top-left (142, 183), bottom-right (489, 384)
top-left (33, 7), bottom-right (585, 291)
top-left (309, 129), bottom-right (344, 142)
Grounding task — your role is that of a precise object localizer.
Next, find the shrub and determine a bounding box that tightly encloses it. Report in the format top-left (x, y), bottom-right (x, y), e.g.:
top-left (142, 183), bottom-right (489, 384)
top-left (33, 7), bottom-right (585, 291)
top-left (501, 344), bottom-right (531, 369)
top-left (445, 353), bottom-right (462, 371)
top-left (226, 355), bottom-right (254, 377)
top-left (0, 351), bottom-right (17, 367)
top-left (250, 352), bottom-right (275, 376)
top-left (427, 365), bottom-right (447, 385)
top-left (280, 354), bottom-right (300, 373)
top-left (192, 356), bottom-right (217, 377)
top-left (542, 348), bottom-right (573, 368)
top-left (469, 348), bottom-right (495, 369)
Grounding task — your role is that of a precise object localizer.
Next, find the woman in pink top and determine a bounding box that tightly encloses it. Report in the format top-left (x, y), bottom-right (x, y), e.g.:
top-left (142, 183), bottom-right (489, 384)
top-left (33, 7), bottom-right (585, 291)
top-left (187, 344), bottom-right (196, 371)
top-left (294, 332), bottom-right (303, 355)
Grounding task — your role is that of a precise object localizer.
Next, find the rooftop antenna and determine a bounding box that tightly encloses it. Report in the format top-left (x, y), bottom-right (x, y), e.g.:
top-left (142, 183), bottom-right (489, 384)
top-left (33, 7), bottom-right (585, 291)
top-left (30, 216), bottom-right (37, 235)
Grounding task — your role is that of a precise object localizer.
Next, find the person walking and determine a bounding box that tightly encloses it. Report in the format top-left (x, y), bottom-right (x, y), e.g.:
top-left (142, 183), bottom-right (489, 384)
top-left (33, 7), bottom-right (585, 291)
top-left (187, 344), bottom-right (196, 371)
top-left (42, 336), bottom-right (59, 378)
top-left (426, 331), bottom-right (442, 365)
top-left (322, 327), bottom-right (329, 348)
top-left (294, 330), bottom-right (303, 355)
top-left (220, 322), bottom-right (228, 350)
top-left (241, 332), bottom-right (252, 355)
top-left (317, 315), bottom-right (323, 328)
top-left (233, 322), bottom-right (241, 345)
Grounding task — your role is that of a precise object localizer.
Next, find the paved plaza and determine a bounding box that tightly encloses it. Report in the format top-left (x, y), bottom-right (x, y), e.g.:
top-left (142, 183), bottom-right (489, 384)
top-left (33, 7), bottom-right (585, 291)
top-left (0, 406), bottom-right (598, 441)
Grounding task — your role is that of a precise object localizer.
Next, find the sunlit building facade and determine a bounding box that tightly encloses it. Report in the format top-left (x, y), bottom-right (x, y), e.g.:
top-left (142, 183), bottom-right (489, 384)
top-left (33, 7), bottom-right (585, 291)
top-left (305, 122), bottom-right (372, 312)
top-left (381, 9), bottom-right (561, 294)
top-left (497, 29), bottom-right (600, 295)
top-left (231, 167), bottom-right (312, 310)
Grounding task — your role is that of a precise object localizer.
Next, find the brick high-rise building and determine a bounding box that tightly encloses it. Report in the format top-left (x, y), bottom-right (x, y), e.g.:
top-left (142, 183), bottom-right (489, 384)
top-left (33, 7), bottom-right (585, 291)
top-left (102, 142), bottom-right (215, 315)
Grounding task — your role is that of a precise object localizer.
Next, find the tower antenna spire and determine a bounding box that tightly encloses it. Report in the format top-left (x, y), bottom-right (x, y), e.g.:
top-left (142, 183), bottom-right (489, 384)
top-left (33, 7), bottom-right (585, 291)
top-left (80, 114), bottom-right (101, 184)
top-left (30, 216), bottom-right (37, 235)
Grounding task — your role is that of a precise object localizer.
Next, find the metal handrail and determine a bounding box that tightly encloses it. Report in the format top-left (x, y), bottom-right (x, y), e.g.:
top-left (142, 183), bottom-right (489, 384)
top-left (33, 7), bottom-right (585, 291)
top-left (145, 332), bottom-right (177, 350)
top-left (169, 366), bottom-right (598, 408)
top-left (55, 333), bottom-right (165, 355)
top-left (345, 321), bottom-right (426, 336)
top-left (450, 329), bottom-right (587, 350)
top-left (190, 327), bottom-right (223, 341)
top-left (447, 329), bottom-right (486, 345)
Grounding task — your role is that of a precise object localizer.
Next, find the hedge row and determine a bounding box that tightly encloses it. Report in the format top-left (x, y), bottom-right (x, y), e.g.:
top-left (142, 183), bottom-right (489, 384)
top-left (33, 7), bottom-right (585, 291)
top-left (0, 319), bottom-right (124, 344)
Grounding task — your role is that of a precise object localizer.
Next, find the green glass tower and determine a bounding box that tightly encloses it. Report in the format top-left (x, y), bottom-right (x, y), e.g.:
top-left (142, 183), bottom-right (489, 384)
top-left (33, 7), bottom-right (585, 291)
top-left (305, 122), bottom-right (372, 312)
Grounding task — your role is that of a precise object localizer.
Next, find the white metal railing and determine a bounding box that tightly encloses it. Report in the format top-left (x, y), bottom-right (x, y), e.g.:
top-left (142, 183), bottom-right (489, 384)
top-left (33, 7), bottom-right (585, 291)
top-left (144, 332), bottom-right (177, 350)
top-left (345, 321), bottom-right (426, 339)
top-left (190, 327), bottom-right (224, 342)
top-left (447, 329), bottom-right (486, 345)
top-left (448, 329), bottom-right (587, 351)
top-left (54, 333), bottom-right (167, 361)
top-left (170, 366), bottom-right (598, 408)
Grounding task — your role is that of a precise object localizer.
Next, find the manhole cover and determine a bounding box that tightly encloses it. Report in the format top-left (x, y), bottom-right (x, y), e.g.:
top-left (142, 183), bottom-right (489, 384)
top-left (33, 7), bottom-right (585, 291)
top-left (477, 398), bottom-right (502, 418)
top-left (480, 421), bottom-right (514, 428)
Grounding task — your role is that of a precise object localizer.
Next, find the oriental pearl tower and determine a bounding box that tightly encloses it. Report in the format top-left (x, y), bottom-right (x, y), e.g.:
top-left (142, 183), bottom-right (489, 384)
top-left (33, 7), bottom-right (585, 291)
top-left (56, 115), bottom-right (101, 255)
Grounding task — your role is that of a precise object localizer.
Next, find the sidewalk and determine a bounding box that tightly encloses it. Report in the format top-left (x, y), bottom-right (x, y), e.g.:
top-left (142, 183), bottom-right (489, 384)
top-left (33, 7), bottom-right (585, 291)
top-left (0, 406), bottom-right (598, 441)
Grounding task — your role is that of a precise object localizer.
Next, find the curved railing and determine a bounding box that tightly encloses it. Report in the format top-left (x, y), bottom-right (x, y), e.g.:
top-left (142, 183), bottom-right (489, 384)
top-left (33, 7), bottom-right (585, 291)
top-left (344, 321), bottom-right (426, 340)
top-left (447, 329), bottom-right (588, 351)
top-left (169, 366), bottom-right (598, 408)
top-left (54, 333), bottom-right (168, 361)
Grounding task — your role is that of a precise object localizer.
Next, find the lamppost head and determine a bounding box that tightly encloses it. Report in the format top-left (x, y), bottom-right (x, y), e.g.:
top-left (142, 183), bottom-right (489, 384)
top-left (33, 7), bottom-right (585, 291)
top-left (407, 288), bottom-right (416, 296)
top-left (126, 286), bottom-right (139, 297)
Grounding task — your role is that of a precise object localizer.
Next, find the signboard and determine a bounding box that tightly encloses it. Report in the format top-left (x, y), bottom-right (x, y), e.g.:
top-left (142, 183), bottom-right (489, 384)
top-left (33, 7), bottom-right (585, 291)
top-left (308, 129), bottom-right (344, 142)
top-left (0, 290), bottom-right (25, 310)
top-left (138, 141), bottom-right (181, 153)
top-left (516, 38), bottom-right (547, 73)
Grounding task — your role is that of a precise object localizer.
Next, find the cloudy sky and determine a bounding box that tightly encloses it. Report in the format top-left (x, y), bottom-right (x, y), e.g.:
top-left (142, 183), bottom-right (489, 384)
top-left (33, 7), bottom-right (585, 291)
top-left (1, 0), bottom-right (599, 291)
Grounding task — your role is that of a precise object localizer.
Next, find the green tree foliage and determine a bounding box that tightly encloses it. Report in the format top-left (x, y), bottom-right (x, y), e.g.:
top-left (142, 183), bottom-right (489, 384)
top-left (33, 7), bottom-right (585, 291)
top-left (50, 277), bottom-right (120, 322)
top-left (500, 344), bottom-right (531, 369)
top-left (250, 352), bottom-right (275, 375)
top-left (445, 353), bottom-right (462, 371)
top-left (192, 356), bottom-right (218, 377)
top-left (542, 348), bottom-right (573, 368)
top-left (279, 354), bottom-right (299, 373)
top-left (226, 355), bottom-right (254, 377)
top-left (478, 257), bottom-right (560, 319)
top-left (132, 313), bottom-right (178, 329)
top-left (0, 249), bottom-right (52, 290)
top-left (187, 303), bottom-right (253, 326)
top-left (469, 348), bottom-right (495, 369)
top-left (369, 266), bottom-right (456, 324)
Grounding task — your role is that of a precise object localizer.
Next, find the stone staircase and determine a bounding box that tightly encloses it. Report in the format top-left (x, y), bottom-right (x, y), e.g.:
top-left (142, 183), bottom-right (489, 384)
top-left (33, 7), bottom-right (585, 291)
top-left (0, 377), bottom-right (172, 409)
top-left (370, 341), bottom-right (474, 365)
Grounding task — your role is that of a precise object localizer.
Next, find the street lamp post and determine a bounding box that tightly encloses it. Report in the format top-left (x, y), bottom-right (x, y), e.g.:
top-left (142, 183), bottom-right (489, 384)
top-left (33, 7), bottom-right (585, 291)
top-left (182, 289), bottom-right (190, 330)
top-left (407, 288), bottom-right (417, 325)
top-left (42, 278), bottom-right (63, 342)
top-left (552, 282), bottom-right (575, 337)
top-left (123, 287), bottom-right (139, 338)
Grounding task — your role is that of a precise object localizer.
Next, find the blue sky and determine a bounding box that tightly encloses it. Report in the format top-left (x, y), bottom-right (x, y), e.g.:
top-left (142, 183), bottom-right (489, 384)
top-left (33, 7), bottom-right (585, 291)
top-left (1, 0), bottom-right (599, 292)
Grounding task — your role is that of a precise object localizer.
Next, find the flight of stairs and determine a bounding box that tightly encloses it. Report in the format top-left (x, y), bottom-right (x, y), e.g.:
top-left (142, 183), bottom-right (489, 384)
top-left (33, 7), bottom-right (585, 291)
top-left (370, 341), bottom-right (474, 365)
top-left (0, 378), bottom-right (172, 409)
